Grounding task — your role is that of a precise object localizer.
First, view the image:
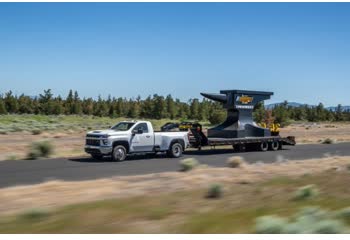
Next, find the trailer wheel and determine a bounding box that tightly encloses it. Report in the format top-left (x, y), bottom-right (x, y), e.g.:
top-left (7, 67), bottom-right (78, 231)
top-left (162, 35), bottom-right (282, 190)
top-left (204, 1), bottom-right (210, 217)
top-left (259, 142), bottom-right (269, 152)
top-left (112, 145), bottom-right (127, 161)
top-left (269, 141), bottom-right (280, 151)
top-left (168, 142), bottom-right (183, 158)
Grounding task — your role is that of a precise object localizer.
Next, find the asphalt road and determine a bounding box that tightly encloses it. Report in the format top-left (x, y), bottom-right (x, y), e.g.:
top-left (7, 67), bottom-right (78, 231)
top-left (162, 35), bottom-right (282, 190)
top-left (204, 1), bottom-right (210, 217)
top-left (1, 142), bottom-right (350, 188)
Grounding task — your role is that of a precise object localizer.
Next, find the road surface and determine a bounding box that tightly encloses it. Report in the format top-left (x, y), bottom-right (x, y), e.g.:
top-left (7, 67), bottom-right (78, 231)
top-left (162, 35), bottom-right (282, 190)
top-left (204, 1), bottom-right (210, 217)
top-left (1, 142), bottom-right (350, 188)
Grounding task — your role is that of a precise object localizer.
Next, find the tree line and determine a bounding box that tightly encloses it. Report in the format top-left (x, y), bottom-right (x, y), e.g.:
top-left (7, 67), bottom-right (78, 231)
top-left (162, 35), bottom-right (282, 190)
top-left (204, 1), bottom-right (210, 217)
top-left (254, 101), bottom-right (350, 126)
top-left (0, 90), bottom-right (349, 125)
top-left (0, 89), bottom-right (226, 123)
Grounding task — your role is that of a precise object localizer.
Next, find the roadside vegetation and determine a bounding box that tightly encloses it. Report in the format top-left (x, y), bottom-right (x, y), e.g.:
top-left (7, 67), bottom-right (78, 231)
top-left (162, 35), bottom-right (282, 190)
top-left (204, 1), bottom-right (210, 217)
top-left (0, 114), bottom-right (191, 134)
top-left (1, 168), bottom-right (350, 233)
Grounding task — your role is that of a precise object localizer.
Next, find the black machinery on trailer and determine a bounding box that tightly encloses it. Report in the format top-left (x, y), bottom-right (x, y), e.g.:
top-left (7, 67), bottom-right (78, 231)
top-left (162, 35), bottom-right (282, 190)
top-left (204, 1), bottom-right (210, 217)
top-left (190, 89), bottom-right (296, 151)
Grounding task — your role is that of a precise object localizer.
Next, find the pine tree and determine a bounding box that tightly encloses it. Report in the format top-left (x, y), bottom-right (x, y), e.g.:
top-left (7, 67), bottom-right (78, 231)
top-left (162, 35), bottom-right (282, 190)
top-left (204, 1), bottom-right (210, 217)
top-left (190, 98), bottom-right (200, 120)
top-left (72, 91), bottom-right (82, 114)
top-left (39, 89), bottom-right (54, 114)
top-left (0, 98), bottom-right (7, 114)
top-left (4, 91), bottom-right (18, 113)
top-left (166, 94), bottom-right (177, 119)
top-left (65, 90), bottom-right (74, 114)
top-left (253, 102), bottom-right (265, 123)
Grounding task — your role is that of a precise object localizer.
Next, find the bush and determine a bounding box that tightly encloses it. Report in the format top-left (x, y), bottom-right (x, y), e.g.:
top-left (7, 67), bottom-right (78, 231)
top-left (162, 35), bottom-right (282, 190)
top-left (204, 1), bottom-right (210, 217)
top-left (27, 141), bottom-right (54, 160)
top-left (19, 208), bottom-right (50, 221)
top-left (6, 154), bottom-right (17, 160)
top-left (208, 111), bottom-right (226, 125)
top-left (255, 215), bottom-right (287, 233)
top-left (227, 156), bottom-right (245, 168)
top-left (255, 206), bottom-right (349, 234)
top-left (31, 129), bottom-right (42, 135)
top-left (293, 185), bottom-right (319, 200)
top-left (0, 130), bottom-right (7, 135)
top-left (312, 219), bottom-right (347, 234)
top-left (335, 207), bottom-right (350, 222)
top-left (179, 158), bottom-right (199, 172)
top-left (347, 164), bottom-right (350, 171)
top-left (206, 184), bottom-right (222, 199)
top-left (322, 138), bottom-right (334, 144)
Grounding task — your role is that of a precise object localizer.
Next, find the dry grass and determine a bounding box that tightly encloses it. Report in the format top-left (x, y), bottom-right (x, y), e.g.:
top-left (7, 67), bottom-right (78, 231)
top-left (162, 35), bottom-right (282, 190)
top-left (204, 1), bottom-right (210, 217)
top-left (0, 156), bottom-right (349, 217)
top-left (1, 157), bottom-right (350, 233)
top-left (280, 122), bottom-right (350, 144)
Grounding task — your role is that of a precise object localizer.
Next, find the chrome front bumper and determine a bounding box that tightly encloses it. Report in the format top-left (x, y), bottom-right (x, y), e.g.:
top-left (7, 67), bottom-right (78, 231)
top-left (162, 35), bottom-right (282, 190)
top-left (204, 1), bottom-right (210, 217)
top-left (84, 145), bottom-right (113, 155)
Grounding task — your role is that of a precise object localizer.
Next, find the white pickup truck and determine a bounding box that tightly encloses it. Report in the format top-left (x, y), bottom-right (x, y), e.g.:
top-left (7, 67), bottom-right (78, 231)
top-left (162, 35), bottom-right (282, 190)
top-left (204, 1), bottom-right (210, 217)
top-left (85, 120), bottom-right (190, 161)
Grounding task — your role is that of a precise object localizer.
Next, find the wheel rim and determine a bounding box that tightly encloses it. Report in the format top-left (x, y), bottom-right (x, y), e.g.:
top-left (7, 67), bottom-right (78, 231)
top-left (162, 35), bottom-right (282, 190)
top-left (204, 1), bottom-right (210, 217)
top-left (261, 142), bottom-right (268, 151)
top-left (173, 144), bottom-right (181, 157)
top-left (272, 141), bottom-right (279, 150)
top-left (114, 148), bottom-right (125, 160)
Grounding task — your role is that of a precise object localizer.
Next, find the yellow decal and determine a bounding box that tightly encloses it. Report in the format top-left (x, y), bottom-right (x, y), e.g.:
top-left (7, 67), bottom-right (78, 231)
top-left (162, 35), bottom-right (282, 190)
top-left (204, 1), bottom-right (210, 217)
top-left (238, 95), bottom-right (253, 104)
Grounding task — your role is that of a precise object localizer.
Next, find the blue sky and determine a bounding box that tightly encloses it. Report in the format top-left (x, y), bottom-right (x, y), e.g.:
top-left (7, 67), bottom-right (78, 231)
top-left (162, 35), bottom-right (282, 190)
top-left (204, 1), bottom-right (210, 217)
top-left (0, 3), bottom-right (349, 106)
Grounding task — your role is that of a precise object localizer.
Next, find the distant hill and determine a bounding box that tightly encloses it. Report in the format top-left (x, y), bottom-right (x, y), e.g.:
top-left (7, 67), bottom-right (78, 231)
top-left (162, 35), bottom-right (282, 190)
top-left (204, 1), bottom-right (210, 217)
top-left (265, 102), bottom-right (350, 112)
top-left (326, 106), bottom-right (350, 112)
top-left (265, 102), bottom-right (314, 109)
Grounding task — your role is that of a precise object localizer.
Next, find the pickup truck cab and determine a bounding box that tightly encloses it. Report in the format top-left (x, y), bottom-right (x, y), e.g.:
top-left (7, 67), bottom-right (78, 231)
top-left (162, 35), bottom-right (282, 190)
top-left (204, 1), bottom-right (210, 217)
top-left (85, 120), bottom-right (189, 161)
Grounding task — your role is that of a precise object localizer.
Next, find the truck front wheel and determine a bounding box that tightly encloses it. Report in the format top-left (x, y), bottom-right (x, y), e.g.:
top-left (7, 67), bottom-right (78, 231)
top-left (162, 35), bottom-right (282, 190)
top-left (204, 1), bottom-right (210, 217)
top-left (112, 145), bottom-right (127, 161)
top-left (168, 142), bottom-right (183, 158)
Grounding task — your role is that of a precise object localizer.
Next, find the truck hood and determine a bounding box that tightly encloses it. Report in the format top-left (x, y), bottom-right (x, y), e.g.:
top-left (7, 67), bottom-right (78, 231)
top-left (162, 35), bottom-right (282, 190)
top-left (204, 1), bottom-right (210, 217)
top-left (87, 129), bottom-right (128, 136)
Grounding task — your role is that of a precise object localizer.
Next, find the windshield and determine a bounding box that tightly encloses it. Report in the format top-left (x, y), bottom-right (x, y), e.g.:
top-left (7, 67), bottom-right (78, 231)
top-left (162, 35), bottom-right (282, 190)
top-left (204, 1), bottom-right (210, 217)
top-left (111, 122), bottom-right (135, 131)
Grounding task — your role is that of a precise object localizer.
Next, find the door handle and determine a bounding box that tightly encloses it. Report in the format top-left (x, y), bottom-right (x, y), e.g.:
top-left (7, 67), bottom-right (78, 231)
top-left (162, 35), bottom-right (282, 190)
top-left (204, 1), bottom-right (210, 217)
top-left (146, 135), bottom-right (150, 138)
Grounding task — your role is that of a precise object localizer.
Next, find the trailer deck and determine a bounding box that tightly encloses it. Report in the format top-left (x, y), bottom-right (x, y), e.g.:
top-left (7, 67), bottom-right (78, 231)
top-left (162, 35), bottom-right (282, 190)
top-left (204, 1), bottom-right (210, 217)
top-left (189, 127), bottom-right (295, 151)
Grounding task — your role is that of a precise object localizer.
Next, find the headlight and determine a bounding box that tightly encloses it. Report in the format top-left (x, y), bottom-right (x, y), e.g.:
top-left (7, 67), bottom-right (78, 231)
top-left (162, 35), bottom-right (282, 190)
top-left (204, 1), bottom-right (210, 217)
top-left (102, 139), bottom-right (109, 145)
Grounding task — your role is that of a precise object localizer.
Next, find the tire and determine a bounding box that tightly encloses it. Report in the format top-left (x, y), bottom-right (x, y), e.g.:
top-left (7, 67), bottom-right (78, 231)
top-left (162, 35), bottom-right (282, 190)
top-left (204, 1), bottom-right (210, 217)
top-left (91, 154), bottom-right (103, 160)
top-left (269, 141), bottom-right (280, 151)
top-left (259, 142), bottom-right (269, 152)
top-left (112, 145), bottom-right (127, 161)
top-left (168, 142), bottom-right (183, 158)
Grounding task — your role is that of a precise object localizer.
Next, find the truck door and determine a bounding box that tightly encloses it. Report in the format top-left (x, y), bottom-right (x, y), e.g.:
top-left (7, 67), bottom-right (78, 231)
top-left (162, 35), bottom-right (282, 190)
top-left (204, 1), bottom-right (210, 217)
top-left (130, 123), bottom-right (154, 152)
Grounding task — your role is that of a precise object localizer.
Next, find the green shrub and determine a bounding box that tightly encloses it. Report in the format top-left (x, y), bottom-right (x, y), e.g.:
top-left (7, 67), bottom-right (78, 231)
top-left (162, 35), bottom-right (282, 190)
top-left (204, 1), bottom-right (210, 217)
top-left (31, 129), bottom-right (42, 135)
top-left (27, 141), bottom-right (54, 159)
top-left (335, 207), bottom-right (350, 222)
top-left (179, 158), bottom-right (199, 172)
top-left (255, 215), bottom-right (287, 233)
top-left (208, 111), bottom-right (226, 125)
top-left (322, 138), bottom-right (334, 144)
top-left (6, 154), bottom-right (17, 161)
top-left (227, 156), bottom-right (245, 168)
top-left (19, 208), bottom-right (50, 221)
top-left (256, 206), bottom-right (349, 234)
top-left (206, 184), bottom-right (222, 199)
top-left (312, 219), bottom-right (347, 234)
top-left (0, 130), bottom-right (7, 135)
top-left (293, 185), bottom-right (319, 200)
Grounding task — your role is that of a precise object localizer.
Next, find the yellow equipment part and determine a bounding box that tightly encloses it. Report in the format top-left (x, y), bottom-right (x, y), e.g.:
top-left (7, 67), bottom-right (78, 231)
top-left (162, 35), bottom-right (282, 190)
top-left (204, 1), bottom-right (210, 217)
top-left (258, 122), bottom-right (280, 133)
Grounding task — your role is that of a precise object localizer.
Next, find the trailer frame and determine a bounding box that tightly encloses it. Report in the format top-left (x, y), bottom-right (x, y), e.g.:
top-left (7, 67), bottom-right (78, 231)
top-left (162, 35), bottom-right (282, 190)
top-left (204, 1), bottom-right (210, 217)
top-left (189, 127), bottom-right (296, 152)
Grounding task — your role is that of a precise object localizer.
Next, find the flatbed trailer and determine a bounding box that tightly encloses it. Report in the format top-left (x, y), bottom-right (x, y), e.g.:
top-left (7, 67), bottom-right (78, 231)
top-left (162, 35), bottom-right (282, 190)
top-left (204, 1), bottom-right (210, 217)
top-left (189, 127), bottom-right (296, 152)
top-left (190, 89), bottom-right (296, 152)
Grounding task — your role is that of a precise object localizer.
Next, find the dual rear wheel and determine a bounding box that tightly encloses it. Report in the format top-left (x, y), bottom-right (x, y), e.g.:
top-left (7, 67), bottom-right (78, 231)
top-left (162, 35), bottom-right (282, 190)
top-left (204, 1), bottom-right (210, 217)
top-left (259, 141), bottom-right (280, 151)
top-left (233, 141), bottom-right (281, 152)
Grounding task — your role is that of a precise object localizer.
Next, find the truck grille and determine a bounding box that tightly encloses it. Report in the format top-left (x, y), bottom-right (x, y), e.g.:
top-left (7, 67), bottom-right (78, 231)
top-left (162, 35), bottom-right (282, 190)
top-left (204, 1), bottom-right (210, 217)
top-left (86, 139), bottom-right (100, 146)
